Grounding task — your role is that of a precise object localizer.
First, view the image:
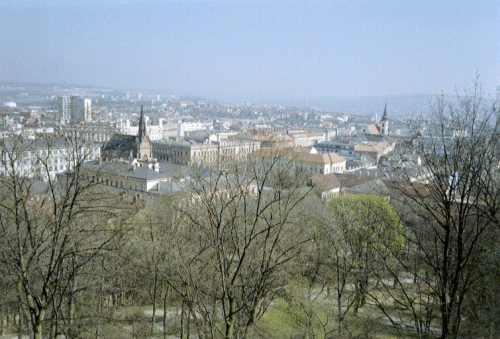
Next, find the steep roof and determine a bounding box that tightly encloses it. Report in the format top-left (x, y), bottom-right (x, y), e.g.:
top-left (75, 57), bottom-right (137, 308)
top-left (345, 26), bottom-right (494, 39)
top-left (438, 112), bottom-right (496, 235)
top-left (138, 105), bottom-right (146, 141)
top-left (83, 161), bottom-right (170, 181)
top-left (354, 141), bottom-right (391, 153)
top-left (102, 133), bottom-right (138, 153)
top-left (366, 124), bottom-right (381, 135)
top-left (381, 102), bottom-right (388, 121)
top-left (310, 173), bottom-right (341, 190)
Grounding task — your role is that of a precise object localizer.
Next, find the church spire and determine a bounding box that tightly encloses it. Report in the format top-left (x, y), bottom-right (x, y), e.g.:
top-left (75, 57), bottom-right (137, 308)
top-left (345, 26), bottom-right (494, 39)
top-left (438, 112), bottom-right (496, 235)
top-left (381, 102), bottom-right (388, 121)
top-left (138, 105), bottom-right (146, 140)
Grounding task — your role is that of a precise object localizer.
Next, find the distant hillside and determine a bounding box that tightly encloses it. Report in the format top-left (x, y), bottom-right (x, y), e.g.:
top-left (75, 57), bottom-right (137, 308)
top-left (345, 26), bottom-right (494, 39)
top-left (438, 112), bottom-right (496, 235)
top-left (258, 94), bottom-right (436, 118)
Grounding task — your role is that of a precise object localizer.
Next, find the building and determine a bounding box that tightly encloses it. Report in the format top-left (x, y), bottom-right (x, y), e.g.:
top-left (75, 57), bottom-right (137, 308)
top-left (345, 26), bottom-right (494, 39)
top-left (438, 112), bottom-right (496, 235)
top-left (89, 107), bottom-right (171, 193)
top-left (249, 147), bottom-right (346, 176)
top-left (312, 141), bottom-right (357, 160)
top-left (310, 173), bottom-right (341, 200)
top-left (286, 131), bottom-right (326, 147)
top-left (361, 103), bottom-right (389, 136)
top-left (115, 118), bottom-right (177, 141)
top-left (101, 107), bottom-right (157, 167)
top-left (0, 137), bottom-right (100, 181)
top-left (152, 134), bottom-right (261, 167)
top-left (354, 141), bottom-right (394, 164)
top-left (84, 98), bottom-right (92, 122)
top-left (58, 96), bottom-right (91, 123)
top-left (59, 95), bottom-right (71, 121)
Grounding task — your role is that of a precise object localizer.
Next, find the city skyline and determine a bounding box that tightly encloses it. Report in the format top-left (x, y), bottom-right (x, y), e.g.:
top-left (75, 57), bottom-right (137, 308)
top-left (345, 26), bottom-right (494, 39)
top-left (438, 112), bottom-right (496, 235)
top-left (0, 0), bottom-right (498, 101)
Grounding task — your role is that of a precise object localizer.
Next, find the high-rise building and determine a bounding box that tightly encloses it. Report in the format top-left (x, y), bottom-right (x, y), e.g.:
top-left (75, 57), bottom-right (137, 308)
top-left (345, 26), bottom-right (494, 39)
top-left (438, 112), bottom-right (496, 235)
top-left (59, 96), bottom-right (92, 123)
top-left (58, 95), bottom-right (71, 121)
top-left (84, 98), bottom-right (91, 122)
top-left (71, 96), bottom-right (84, 122)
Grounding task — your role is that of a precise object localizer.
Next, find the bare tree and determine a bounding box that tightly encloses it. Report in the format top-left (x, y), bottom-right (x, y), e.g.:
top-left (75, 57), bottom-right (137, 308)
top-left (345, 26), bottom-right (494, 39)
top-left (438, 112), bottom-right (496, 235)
top-left (385, 82), bottom-right (500, 338)
top-left (0, 134), bottom-right (127, 339)
top-left (174, 153), bottom-right (314, 339)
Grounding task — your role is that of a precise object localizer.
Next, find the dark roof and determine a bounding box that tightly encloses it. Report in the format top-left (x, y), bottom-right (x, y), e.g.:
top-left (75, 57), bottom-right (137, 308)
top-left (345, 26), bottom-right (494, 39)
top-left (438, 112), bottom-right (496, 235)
top-left (83, 161), bottom-right (171, 181)
top-left (102, 133), bottom-right (138, 153)
top-left (335, 173), bottom-right (375, 189)
top-left (349, 178), bottom-right (389, 196)
top-left (310, 173), bottom-right (341, 190)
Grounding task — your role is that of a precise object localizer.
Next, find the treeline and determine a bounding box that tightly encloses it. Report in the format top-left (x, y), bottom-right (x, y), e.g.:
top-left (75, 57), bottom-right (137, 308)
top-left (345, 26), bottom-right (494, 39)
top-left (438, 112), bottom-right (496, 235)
top-left (1, 84), bottom-right (499, 339)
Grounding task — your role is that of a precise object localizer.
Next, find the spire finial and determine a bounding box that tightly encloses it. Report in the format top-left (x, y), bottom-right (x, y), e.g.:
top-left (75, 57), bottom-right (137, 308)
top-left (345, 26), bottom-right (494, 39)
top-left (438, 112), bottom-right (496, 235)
top-left (138, 105), bottom-right (146, 140)
top-left (381, 102), bottom-right (388, 121)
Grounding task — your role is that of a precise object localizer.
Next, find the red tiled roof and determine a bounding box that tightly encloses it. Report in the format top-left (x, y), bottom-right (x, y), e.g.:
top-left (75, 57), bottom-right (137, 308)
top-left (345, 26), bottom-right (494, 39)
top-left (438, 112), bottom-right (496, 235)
top-left (250, 147), bottom-right (346, 164)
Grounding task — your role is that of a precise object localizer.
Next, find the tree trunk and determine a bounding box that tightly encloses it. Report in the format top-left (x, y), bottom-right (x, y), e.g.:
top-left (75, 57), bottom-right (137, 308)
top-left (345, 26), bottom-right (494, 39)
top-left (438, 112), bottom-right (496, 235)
top-left (225, 293), bottom-right (236, 339)
top-left (163, 286), bottom-right (168, 339)
top-left (17, 301), bottom-right (22, 339)
top-left (32, 308), bottom-right (46, 339)
top-left (151, 273), bottom-right (157, 336)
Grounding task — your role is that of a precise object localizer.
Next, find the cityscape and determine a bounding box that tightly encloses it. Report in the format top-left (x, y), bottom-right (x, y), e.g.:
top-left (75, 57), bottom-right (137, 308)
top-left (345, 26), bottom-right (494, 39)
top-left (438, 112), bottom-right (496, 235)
top-left (0, 1), bottom-right (499, 339)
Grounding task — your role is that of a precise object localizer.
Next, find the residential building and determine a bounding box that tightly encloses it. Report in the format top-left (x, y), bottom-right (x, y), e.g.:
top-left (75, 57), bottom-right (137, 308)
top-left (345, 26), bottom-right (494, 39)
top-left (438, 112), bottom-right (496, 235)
top-left (0, 137), bottom-right (100, 181)
top-left (249, 147), bottom-right (346, 176)
top-left (58, 96), bottom-right (91, 123)
top-left (354, 141), bottom-right (394, 164)
top-left (58, 95), bottom-right (71, 121)
top-left (312, 141), bottom-right (357, 160)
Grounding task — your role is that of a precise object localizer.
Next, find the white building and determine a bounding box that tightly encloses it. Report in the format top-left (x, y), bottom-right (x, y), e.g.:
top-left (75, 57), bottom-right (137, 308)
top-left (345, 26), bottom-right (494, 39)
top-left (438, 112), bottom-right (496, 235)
top-left (177, 120), bottom-right (214, 137)
top-left (59, 95), bottom-right (71, 121)
top-left (0, 137), bottom-right (100, 181)
top-left (249, 147), bottom-right (346, 176)
top-left (84, 98), bottom-right (92, 122)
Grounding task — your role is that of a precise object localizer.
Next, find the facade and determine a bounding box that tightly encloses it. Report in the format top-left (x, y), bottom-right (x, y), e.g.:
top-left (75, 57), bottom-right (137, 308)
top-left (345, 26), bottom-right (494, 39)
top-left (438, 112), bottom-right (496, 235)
top-left (177, 120), bottom-right (214, 137)
top-left (0, 137), bottom-right (100, 181)
top-left (152, 136), bottom-right (261, 166)
top-left (58, 96), bottom-right (91, 123)
top-left (116, 118), bottom-right (177, 141)
top-left (312, 141), bottom-right (357, 160)
top-left (249, 147), bottom-right (346, 176)
top-left (58, 95), bottom-right (71, 121)
top-left (84, 98), bottom-right (92, 122)
top-left (249, 133), bottom-right (294, 148)
top-left (286, 131), bottom-right (326, 147)
top-left (58, 122), bottom-right (117, 143)
top-left (354, 141), bottom-right (394, 164)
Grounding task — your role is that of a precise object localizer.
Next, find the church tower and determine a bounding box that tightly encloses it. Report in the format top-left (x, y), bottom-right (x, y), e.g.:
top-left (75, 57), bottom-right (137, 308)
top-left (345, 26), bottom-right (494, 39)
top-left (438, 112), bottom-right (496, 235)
top-left (138, 105), bottom-right (147, 142)
top-left (380, 103), bottom-right (389, 136)
top-left (134, 106), bottom-right (159, 171)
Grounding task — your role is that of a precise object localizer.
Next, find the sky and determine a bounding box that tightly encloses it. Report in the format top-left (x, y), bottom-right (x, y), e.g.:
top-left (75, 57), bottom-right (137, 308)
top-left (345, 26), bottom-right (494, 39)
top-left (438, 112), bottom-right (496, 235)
top-left (0, 0), bottom-right (498, 100)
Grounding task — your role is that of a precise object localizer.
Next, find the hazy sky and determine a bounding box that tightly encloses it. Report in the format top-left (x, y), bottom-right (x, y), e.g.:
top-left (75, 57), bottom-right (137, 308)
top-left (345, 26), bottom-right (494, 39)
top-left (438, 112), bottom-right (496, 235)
top-left (0, 0), bottom-right (498, 99)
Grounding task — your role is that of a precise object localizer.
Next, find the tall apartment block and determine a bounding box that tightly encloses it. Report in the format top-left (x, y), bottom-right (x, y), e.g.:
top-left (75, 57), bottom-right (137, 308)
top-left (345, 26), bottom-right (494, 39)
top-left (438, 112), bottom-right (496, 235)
top-left (58, 96), bottom-right (91, 123)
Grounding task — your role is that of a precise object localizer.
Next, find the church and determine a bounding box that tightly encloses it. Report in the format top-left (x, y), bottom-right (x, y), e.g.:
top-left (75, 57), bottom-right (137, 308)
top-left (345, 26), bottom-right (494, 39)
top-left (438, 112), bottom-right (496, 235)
top-left (101, 106), bottom-right (159, 171)
top-left (362, 103), bottom-right (389, 136)
top-left (82, 107), bottom-right (172, 193)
